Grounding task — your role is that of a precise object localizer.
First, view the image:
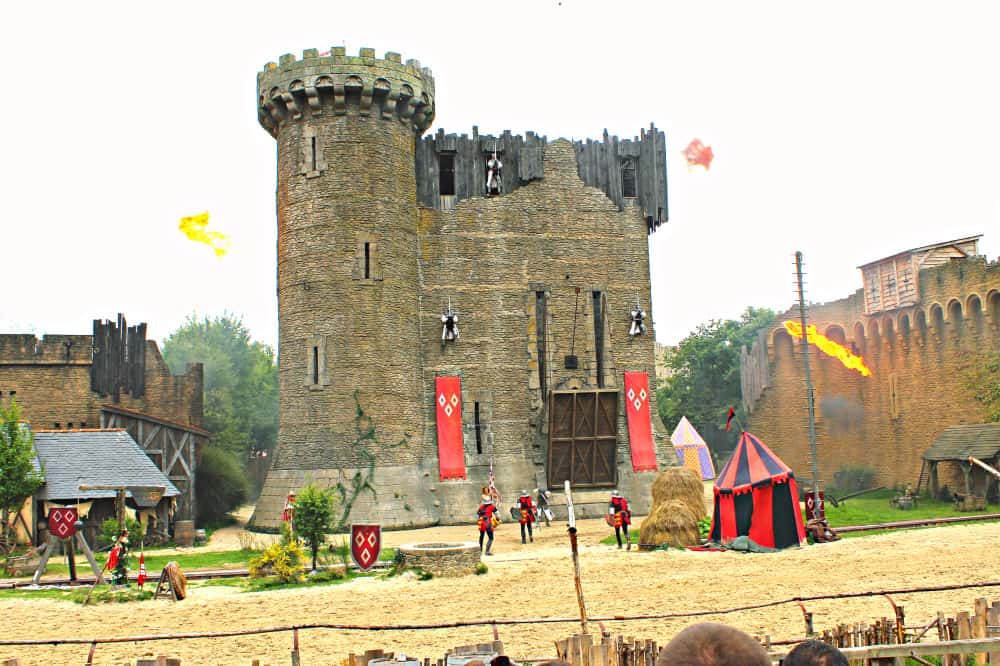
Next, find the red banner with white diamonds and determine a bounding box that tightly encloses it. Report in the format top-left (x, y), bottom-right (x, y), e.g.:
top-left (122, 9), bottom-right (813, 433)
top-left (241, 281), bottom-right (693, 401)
top-left (351, 524), bottom-right (381, 572)
top-left (435, 376), bottom-right (467, 480)
top-left (624, 371), bottom-right (658, 472)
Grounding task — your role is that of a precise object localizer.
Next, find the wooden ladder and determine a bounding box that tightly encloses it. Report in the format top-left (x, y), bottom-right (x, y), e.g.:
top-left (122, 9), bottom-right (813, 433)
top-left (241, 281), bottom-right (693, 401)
top-left (915, 460), bottom-right (930, 496)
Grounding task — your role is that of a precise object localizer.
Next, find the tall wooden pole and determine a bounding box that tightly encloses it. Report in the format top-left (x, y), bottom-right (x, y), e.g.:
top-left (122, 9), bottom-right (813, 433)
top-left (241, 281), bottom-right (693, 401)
top-left (564, 480), bottom-right (588, 634)
top-left (795, 252), bottom-right (822, 516)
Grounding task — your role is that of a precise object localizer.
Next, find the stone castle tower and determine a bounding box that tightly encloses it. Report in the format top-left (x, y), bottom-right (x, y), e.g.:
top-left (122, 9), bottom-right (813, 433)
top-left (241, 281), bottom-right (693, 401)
top-left (252, 47), bottom-right (676, 529)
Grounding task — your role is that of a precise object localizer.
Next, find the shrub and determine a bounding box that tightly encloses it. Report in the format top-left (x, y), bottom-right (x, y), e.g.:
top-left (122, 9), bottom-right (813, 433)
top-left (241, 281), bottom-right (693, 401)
top-left (831, 465), bottom-right (877, 494)
top-left (98, 517), bottom-right (146, 549)
top-left (248, 538), bottom-right (306, 584)
top-left (196, 446), bottom-right (250, 526)
top-left (294, 483), bottom-right (336, 571)
top-left (697, 516), bottom-right (712, 541)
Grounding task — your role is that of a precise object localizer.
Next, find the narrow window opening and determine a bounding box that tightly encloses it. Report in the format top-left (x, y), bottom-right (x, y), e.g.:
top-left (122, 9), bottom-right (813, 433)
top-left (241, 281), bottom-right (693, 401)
top-left (68, 422), bottom-right (74, 429)
top-left (80, 421), bottom-right (87, 428)
top-left (312, 346), bottom-right (319, 385)
top-left (593, 291), bottom-right (605, 388)
top-left (54, 422), bottom-right (60, 429)
top-left (535, 291), bottom-right (547, 397)
top-left (364, 242), bottom-right (371, 279)
top-left (474, 401), bottom-right (483, 455)
top-left (8, 391), bottom-right (14, 398)
top-left (310, 136), bottom-right (318, 172)
top-left (439, 153), bottom-right (456, 196)
top-left (621, 159), bottom-right (637, 198)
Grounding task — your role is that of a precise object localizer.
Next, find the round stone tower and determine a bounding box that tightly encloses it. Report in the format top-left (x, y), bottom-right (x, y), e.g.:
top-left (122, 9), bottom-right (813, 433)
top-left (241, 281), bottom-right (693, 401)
top-left (253, 47), bottom-right (435, 528)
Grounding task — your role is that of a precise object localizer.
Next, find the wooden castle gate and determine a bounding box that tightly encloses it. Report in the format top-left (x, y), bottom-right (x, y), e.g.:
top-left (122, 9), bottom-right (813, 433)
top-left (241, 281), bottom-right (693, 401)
top-left (100, 406), bottom-right (209, 521)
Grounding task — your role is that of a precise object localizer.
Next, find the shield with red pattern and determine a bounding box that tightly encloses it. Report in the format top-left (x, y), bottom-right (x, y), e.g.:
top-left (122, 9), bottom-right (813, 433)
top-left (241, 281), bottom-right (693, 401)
top-left (351, 524), bottom-right (381, 572)
top-left (48, 507), bottom-right (78, 539)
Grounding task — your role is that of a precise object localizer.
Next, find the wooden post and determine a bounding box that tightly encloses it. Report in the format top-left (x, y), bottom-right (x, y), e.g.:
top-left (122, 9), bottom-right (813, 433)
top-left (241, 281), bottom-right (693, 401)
top-left (290, 628), bottom-right (300, 666)
top-left (66, 536), bottom-right (78, 582)
top-left (971, 598), bottom-right (988, 665)
top-left (565, 481), bottom-right (589, 635)
top-left (986, 602), bottom-right (1000, 664)
top-left (75, 531), bottom-right (102, 577)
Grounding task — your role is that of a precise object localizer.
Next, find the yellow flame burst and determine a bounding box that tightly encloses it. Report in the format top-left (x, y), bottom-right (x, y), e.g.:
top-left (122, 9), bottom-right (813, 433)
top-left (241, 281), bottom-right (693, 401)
top-left (179, 212), bottom-right (229, 257)
top-left (783, 320), bottom-right (872, 377)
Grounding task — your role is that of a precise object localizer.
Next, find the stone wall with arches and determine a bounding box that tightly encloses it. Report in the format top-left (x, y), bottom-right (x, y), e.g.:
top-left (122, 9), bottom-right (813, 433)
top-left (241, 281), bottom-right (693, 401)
top-left (743, 257), bottom-right (1000, 491)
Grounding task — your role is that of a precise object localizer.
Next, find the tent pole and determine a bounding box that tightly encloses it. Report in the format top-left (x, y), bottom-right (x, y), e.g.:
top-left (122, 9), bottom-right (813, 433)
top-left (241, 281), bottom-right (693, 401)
top-left (795, 251), bottom-right (822, 519)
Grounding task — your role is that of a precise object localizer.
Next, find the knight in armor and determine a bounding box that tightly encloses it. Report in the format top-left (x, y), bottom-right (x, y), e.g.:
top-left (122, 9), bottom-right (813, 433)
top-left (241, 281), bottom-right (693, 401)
top-left (535, 488), bottom-right (552, 527)
top-left (609, 489), bottom-right (632, 550)
top-left (441, 310), bottom-right (459, 341)
top-left (477, 497), bottom-right (497, 555)
top-left (629, 307), bottom-right (647, 336)
top-left (485, 152), bottom-right (503, 196)
top-left (516, 490), bottom-right (535, 544)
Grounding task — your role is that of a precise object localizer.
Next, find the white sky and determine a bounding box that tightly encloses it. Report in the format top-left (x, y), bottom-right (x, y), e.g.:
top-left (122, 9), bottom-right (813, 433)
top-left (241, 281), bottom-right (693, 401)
top-left (2, 0), bottom-right (997, 351)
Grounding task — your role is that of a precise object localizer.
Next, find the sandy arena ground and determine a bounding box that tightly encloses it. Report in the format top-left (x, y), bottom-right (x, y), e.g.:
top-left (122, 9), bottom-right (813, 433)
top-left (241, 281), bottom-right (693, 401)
top-left (2, 516), bottom-right (999, 666)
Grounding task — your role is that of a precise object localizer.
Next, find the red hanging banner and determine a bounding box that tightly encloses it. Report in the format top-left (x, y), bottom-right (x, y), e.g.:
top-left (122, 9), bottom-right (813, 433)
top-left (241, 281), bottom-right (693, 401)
top-left (624, 371), bottom-right (658, 472)
top-left (435, 376), bottom-right (467, 480)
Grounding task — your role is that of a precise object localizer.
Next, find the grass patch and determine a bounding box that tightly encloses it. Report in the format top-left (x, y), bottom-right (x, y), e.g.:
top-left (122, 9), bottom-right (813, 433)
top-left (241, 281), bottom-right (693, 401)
top-left (0, 586), bottom-right (154, 604)
top-left (823, 489), bottom-right (995, 527)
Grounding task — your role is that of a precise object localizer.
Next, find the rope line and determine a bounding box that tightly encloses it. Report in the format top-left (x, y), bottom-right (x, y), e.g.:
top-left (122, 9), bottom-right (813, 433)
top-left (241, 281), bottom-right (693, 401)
top-left (2, 580), bottom-right (999, 647)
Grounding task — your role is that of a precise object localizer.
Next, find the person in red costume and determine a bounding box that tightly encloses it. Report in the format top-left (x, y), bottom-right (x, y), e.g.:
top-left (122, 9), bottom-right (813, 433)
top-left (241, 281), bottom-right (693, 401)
top-left (609, 489), bottom-right (631, 550)
top-left (516, 490), bottom-right (535, 544)
top-left (477, 497), bottom-right (497, 555)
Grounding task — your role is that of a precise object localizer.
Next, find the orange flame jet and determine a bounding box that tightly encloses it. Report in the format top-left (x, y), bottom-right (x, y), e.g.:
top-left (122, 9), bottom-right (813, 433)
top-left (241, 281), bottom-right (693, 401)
top-left (783, 320), bottom-right (872, 377)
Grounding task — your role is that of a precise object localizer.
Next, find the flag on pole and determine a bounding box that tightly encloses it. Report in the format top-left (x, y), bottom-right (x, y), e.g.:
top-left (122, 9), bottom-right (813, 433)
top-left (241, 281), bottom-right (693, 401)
top-left (725, 407), bottom-right (736, 432)
top-left (107, 544), bottom-right (121, 571)
top-left (137, 552), bottom-right (146, 587)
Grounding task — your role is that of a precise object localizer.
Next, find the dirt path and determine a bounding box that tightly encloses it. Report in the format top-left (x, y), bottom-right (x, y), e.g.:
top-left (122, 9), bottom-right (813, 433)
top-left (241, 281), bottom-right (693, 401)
top-left (3, 519), bottom-right (998, 666)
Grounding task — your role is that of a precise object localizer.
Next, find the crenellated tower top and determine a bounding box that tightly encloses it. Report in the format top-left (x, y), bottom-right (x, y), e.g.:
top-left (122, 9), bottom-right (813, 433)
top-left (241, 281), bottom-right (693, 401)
top-left (257, 47), bottom-right (436, 137)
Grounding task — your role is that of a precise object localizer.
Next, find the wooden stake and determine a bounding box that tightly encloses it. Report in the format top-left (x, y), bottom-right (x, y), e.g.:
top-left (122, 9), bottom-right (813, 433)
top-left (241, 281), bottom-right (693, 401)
top-left (564, 481), bottom-right (589, 635)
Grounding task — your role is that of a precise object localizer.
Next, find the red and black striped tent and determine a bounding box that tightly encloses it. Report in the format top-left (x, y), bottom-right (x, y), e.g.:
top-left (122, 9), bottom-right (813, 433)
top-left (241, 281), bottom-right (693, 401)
top-left (709, 431), bottom-right (806, 549)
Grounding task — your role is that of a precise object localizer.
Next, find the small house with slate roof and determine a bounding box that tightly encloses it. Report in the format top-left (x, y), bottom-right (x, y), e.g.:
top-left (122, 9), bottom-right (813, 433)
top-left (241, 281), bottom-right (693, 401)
top-left (923, 423), bottom-right (1000, 501)
top-left (31, 429), bottom-right (180, 545)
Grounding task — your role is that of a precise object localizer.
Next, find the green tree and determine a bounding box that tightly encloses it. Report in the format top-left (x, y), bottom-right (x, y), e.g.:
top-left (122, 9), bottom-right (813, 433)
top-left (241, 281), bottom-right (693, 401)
top-left (293, 483), bottom-right (336, 571)
top-left (656, 307), bottom-right (777, 459)
top-left (194, 446), bottom-right (250, 526)
top-left (161, 314), bottom-right (278, 463)
top-left (0, 399), bottom-right (45, 550)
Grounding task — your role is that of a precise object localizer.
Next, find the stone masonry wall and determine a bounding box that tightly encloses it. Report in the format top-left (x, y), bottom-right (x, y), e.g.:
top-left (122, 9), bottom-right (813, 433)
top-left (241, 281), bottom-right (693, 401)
top-left (416, 140), bottom-right (675, 520)
top-left (0, 334), bottom-right (204, 430)
top-left (747, 258), bottom-right (1000, 492)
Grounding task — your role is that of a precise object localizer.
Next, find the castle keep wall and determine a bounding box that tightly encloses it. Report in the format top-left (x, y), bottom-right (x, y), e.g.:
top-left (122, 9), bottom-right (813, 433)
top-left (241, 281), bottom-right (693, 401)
top-left (745, 258), bottom-right (1000, 492)
top-left (417, 141), bottom-right (675, 524)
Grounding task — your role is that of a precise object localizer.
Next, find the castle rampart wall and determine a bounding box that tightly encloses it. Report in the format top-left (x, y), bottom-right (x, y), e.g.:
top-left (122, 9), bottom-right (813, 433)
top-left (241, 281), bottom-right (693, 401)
top-left (0, 334), bottom-right (204, 430)
top-left (745, 258), bottom-right (1000, 492)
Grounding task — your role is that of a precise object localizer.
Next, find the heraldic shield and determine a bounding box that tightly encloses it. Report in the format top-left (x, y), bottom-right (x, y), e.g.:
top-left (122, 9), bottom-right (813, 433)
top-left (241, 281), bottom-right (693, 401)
top-left (351, 524), bottom-right (381, 572)
top-left (49, 507), bottom-right (78, 539)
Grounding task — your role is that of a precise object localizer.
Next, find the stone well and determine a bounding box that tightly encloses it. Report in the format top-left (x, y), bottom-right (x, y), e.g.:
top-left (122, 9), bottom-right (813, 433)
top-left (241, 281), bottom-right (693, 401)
top-left (396, 542), bottom-right (481, 577)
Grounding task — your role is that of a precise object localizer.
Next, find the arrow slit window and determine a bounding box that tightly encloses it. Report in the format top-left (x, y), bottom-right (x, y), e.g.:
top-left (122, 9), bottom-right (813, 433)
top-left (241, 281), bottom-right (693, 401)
top-left (305, 335), bottom-right (330, 389)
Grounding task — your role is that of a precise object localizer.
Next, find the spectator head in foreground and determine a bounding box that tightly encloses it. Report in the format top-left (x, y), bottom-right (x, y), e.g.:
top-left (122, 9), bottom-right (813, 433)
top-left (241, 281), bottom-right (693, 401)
top-left (781, 639), bottom-right (848, 666)
top-left (655, 623), bottom-right (771, 666)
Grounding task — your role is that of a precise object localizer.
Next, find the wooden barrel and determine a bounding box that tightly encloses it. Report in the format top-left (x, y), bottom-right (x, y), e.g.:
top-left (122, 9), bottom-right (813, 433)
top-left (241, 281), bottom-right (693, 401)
top-left (174, 520), bottom-right (195, 547)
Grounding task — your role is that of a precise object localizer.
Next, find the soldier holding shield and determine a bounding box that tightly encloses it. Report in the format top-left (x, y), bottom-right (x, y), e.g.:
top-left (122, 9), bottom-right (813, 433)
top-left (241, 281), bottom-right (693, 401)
top-left (609, 490), bottom-right (631, 550)
top-left (516, 490), bottom-right (535, 544)
top-left (477, 497), bottom-right (497, 556)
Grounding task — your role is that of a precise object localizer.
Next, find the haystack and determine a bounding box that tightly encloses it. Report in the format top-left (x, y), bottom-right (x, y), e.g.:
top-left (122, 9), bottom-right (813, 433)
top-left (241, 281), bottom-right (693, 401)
top-left (639, 500), bottom-right (700, 548)
top-left (641, 467), bottom-right (707, 548)
top-left (651, 466), bottom-right (706, 517)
